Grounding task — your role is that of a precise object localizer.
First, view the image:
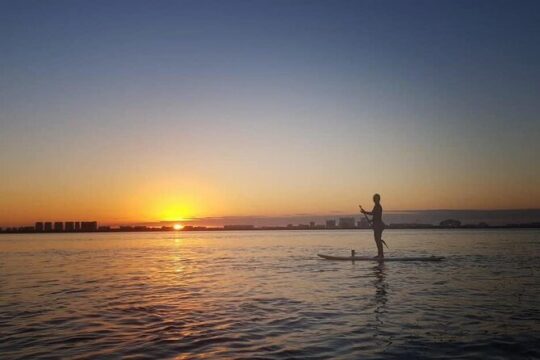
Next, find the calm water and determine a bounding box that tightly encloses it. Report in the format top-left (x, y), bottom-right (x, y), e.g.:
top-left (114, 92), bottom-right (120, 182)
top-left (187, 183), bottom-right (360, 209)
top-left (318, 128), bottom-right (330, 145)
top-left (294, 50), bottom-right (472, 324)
top-left (1, 230), bottom-right (539, 359)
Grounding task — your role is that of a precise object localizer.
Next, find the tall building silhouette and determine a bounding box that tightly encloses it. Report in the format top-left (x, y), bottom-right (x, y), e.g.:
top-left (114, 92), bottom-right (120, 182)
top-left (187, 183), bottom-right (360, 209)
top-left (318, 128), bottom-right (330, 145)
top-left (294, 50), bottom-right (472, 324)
top-left (54, 222), bottom-right (63, 232)
top-left (339, 217), bottom-right (356, 229)
top-left (81, 221), bottom-right (98, 232)
top-left (65, 222), bottom-right (75, 232)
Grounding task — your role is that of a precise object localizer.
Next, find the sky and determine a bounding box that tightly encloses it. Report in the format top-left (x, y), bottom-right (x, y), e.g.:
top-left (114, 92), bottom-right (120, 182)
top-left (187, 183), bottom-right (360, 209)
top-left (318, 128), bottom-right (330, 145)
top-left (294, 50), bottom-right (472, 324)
top-left (1, 0), bottom-right (540, 226)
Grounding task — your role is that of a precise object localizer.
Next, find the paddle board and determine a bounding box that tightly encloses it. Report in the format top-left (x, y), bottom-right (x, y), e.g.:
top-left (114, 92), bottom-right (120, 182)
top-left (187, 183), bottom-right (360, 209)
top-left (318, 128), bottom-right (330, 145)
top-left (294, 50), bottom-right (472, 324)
top-left (318, 254), bottom-right (444, 261)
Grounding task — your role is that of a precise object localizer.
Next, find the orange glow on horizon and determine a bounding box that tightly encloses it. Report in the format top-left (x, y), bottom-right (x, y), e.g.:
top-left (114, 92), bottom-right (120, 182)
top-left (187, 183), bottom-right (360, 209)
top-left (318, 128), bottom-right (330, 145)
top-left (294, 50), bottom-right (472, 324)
top-left (0, 167), bottom-right (539, 227)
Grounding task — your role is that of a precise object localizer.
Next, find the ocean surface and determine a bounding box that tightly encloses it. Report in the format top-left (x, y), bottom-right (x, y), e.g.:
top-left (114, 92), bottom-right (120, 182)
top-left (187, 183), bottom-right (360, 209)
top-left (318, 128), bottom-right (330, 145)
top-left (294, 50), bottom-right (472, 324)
top-left (1, 229), bottom-right (539, 359)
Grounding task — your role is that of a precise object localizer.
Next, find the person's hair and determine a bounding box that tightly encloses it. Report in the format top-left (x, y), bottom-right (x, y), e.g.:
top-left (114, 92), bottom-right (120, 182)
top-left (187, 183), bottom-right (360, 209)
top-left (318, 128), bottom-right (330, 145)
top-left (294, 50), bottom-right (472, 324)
top-left (373, 193), bottom-right (381, 202)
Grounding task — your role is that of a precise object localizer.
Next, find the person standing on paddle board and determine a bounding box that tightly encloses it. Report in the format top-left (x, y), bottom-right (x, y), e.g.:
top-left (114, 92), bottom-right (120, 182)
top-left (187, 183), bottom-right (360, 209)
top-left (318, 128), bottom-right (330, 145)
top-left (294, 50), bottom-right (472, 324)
top-left (360, 193), bottom-right (386, 258)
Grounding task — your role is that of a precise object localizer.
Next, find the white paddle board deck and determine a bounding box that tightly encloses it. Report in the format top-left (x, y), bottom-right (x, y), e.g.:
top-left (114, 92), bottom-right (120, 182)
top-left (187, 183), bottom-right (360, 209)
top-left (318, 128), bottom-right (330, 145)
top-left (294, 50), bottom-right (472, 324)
top-left (318, 254), bottom-right (444, 262)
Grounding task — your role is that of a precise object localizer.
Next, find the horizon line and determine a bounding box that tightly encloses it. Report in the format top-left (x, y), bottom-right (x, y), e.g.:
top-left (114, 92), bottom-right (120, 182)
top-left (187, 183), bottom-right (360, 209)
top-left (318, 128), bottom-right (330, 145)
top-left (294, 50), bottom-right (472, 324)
top-left (3, 208), bottom-right (540, 228)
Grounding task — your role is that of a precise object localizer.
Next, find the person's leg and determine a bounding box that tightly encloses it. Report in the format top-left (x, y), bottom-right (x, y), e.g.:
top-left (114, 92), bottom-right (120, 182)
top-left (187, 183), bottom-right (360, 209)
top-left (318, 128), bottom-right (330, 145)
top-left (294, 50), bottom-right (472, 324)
top-left (375, 228), bottom-right (384, 258)
top-left (373, 230), bottom-right (379, 257)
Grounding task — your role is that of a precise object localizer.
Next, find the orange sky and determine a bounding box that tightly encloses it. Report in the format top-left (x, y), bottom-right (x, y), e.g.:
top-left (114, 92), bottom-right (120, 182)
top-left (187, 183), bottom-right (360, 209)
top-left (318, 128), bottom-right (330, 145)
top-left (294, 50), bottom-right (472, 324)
top-left (1, 156), bottom-right (538, 226)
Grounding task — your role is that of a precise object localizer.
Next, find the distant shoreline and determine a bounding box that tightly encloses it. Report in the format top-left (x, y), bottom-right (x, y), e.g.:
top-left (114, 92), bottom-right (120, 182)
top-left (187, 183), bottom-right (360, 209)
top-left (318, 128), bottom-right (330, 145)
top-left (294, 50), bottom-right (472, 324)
top-left (1, 223), bottom-right (540, 234)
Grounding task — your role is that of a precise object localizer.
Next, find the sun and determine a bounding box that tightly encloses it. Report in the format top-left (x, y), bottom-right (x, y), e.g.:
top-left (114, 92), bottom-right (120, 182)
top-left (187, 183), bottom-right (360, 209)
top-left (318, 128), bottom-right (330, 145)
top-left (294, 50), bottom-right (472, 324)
top-left (173, 224), bottom-right (183, 230)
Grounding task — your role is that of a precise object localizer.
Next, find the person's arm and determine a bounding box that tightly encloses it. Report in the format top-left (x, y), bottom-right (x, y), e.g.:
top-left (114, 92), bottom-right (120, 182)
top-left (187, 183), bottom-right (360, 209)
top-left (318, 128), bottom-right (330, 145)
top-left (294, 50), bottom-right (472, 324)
top-left (359, 205), bottom-right (373, 215)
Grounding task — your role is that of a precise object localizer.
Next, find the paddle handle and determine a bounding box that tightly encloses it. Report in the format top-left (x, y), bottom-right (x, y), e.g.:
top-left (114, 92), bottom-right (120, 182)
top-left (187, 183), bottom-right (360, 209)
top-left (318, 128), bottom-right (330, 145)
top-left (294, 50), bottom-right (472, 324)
top-left (360, 206), bottom-right (373, 227)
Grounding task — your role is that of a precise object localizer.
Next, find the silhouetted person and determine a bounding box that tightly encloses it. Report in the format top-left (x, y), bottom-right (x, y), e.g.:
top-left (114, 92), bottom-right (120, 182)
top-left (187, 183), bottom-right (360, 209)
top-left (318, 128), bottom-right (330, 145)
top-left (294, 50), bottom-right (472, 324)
top-left (360, 193), bottom-right (385, 258)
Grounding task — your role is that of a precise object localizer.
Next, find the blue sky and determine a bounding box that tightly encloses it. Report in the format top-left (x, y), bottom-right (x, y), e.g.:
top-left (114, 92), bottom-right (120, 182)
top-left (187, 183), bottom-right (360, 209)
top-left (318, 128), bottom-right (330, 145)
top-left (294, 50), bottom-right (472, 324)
top-left (1, 0), bottom-right (540, 225)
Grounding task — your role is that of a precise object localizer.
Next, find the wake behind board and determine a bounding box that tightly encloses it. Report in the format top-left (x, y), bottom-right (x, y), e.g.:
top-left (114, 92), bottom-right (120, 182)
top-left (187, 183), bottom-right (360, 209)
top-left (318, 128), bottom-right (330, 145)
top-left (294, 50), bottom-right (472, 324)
top-left (318, 254), bottom-right (444, 262)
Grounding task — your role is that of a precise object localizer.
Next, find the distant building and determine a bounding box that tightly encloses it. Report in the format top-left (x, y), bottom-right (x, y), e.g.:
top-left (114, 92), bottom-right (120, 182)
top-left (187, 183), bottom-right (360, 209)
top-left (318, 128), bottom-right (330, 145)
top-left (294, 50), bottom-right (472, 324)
top-left (357, 218), bottom-right (369, 229)
top-left (223, 225), bottom-right (254, 230)
top-left (325, 220), bottom-right (336, 228)
top-left (65, 222), bottom-right (75, 232)
top-left (44, 222), bottom-right (53, 232)
top-left (439, 219), bottom-right (461, 228)
top-left (388, 223), bottom-right (435, 229)
top-left (339, 217), bottom-right (356, 229)
top-left (309, 221), bottom-right (315, 228)
top-left (54, 222), bottom-right (64, 232)
top-left (81, 221), bottom-right (98, 232)
top-left (74, 222), bottom-right (81, 231)
top-left (18, 226), bottom-right (34, 233)
top-left (35, 222), bottom-right (44, 232)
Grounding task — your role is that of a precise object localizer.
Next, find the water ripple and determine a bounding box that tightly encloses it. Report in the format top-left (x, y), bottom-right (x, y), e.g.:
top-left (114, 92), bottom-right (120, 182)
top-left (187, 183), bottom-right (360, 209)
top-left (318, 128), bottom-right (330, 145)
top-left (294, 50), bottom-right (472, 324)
top-left (1, 230), bottom-right (539, 359)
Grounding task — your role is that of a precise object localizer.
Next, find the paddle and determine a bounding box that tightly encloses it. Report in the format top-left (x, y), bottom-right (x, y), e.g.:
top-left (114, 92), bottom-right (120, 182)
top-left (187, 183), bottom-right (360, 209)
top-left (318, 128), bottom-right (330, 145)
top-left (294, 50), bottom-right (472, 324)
top-left (359, 205), bottom-right (389, 249)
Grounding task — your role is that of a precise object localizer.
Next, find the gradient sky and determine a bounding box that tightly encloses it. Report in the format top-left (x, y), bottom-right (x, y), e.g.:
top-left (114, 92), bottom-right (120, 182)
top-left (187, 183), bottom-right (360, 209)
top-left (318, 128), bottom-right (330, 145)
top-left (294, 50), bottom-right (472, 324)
top-left (1, 0), bottom-right (540, 226)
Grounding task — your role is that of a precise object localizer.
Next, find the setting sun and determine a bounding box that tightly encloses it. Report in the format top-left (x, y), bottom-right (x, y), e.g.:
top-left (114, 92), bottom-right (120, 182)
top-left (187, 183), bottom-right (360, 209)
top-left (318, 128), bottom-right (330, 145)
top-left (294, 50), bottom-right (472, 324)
top-left (173, 224), bottom-right (183, 230)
